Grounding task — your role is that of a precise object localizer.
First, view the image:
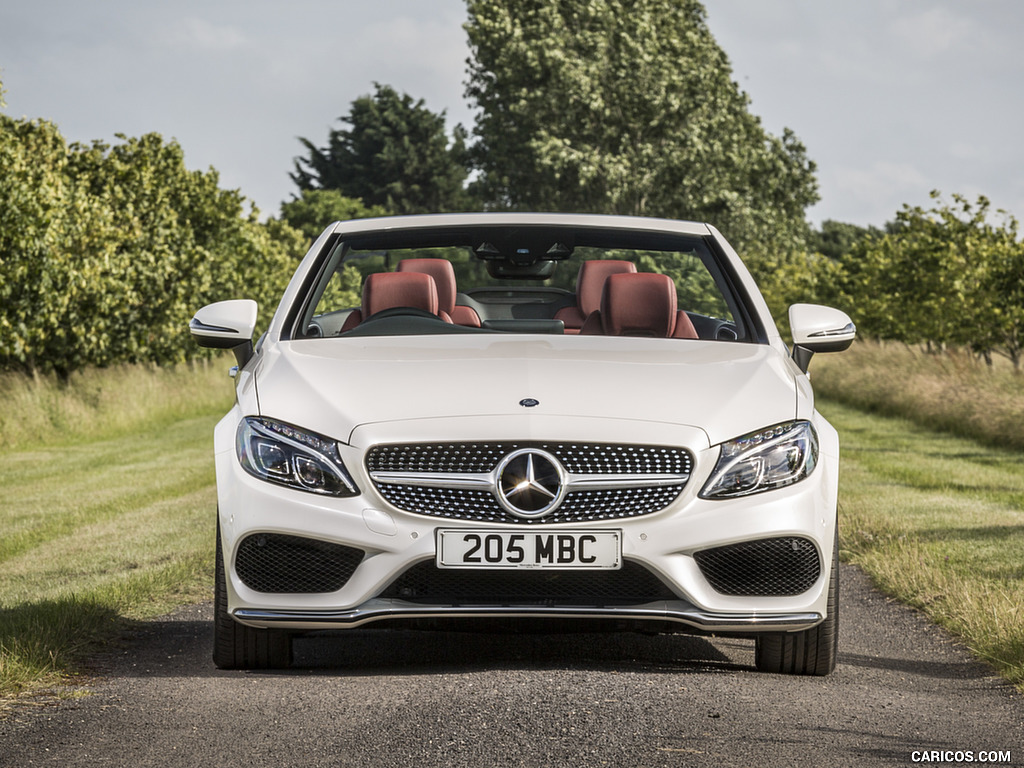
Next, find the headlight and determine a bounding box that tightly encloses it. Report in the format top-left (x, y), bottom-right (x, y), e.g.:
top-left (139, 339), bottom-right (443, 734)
top-left (700, 421), bottom-right (818, 499)
top-left (236, 417), bottom-right (359, 497)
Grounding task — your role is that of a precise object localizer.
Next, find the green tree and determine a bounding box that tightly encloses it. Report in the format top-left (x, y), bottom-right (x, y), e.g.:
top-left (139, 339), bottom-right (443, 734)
top-left (0, 118), bottom-right (299, 376)
top-left (837, 193), bottom-right (1024, 369)
top-left (292, 83), bottom-right (473, 214)
top-left (463, 0), bottom-right (818, 253)
top-left (808, 220), bottom-right (882, 261)
top-left (986, 226), bottom-right (1024, 370)
top-left (0, 115), bottom-right (74, 373)
top-left (750, 249), bottom-right (844, 333)
top-left (62, 133), bottom-right (296, 368)
top-left (278, 189), bottom-right (389, 243)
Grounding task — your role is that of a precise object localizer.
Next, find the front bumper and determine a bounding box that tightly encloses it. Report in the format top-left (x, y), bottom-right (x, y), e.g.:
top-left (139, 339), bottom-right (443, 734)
top-left (213, 410), bottom-right (841, 636)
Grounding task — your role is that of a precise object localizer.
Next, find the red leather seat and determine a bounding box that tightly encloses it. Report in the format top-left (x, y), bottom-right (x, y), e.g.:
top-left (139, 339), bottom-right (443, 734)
top-left (554, 260), bottom-right (637, 333)
top-left (580, 273), bottom-right (699, 339)
top-left (340, 272), bottom-right (451, 331)
top-left (397, 258), bottom-right (481, 327)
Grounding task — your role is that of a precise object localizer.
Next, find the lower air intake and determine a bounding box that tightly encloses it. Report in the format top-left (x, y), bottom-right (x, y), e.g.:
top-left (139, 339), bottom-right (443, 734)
top-left (381, 560), bottom-right (677, 606)
top-left (694, 537), bottom-right (821, 596)
top-left (235, 534), bottom-right (364, 594)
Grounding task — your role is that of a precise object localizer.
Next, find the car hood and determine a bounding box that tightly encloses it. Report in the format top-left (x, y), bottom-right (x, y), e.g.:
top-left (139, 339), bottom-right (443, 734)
top-left (254, 335), bottom-right (800, 447)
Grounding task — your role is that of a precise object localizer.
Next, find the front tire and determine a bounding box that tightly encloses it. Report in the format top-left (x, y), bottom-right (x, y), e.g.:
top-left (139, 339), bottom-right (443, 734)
top-left (754, 532), bottom-right (839, 676)
top-left (213, 521), bottom-right (292, 670)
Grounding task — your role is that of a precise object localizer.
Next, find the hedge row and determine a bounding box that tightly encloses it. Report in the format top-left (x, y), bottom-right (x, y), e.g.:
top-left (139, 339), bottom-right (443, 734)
top-left (0, 116), bottom-right (304, 376)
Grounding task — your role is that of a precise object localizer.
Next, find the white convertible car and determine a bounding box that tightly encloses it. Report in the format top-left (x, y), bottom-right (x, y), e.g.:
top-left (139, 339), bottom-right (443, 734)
top-left (190, 213), bottom-right (855, 675)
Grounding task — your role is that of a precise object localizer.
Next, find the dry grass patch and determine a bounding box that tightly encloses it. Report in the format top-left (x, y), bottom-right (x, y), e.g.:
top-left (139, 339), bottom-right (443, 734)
top-left (813, 340), bottom-right (1024, 450)
top-left (0, 358), bottom-right (234, 452)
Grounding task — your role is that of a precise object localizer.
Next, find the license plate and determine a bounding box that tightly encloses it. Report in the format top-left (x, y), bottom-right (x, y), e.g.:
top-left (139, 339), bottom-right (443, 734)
top-left (437, 530), bottom-right (621, 570)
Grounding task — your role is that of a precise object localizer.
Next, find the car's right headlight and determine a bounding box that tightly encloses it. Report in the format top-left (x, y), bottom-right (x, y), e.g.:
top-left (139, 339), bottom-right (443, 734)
top-left (700, 420), bottom-right (818, 499)
top-left (236, 417), bottom-right (359, 497)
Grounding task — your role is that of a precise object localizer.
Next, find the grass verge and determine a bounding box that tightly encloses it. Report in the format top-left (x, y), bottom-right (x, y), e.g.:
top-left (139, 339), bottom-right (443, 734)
top-left (821, 398), bottom-right (1024, 686)
top-left (814, 341), bottom-right (1024, 685)
top-left (0, 358), bottom-right (234, 452)
top-left (0, 360), bottom-right (233, 710)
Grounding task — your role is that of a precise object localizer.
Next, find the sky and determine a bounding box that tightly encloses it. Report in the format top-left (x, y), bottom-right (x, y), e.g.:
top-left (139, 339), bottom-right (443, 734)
top-left (2, 0), bottom-right (1023, 229)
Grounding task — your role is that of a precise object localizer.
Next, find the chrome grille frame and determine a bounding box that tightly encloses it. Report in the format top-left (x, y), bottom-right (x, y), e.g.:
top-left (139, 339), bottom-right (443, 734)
top-left (367, 442), bottom-right (692, 524)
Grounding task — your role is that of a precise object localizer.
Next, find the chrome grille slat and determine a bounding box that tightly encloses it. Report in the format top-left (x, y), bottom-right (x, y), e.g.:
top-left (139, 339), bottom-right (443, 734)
top-left (367, 442), bottom-right (692, 524)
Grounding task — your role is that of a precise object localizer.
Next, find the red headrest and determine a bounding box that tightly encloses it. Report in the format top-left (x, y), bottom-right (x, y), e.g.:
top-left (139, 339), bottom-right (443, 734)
top-left (362, 272), bottom-right (439, 318)
top-left (396, 259), bottom-right (457, 314)
top-left (576, 260), bottom-right (636, 316)
top-left (600, 273), bottom-right (678, 337)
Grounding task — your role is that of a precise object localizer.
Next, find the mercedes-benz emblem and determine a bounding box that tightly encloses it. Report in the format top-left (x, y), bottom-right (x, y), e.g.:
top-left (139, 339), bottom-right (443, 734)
top-left (494, 448), bottom-right (566, 518)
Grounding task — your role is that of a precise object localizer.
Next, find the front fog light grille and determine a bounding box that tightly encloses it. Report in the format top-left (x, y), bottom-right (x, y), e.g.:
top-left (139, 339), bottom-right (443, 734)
top-left (693, 537), bottom-right (821, 596)
top-left (235, 534), bottom-right (364, 594)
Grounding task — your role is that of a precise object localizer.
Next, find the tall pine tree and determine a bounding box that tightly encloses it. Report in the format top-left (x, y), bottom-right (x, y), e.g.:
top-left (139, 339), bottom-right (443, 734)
top-left (292, 83), bottom-right (473, 215)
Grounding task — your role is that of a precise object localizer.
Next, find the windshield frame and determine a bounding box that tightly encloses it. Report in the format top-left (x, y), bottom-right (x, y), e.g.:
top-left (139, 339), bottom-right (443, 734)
top-left (282, 220), bottom-right (763, 344)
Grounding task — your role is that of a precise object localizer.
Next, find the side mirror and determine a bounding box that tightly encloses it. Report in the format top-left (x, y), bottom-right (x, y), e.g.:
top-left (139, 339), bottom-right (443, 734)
top-left (189, 300), bottom-right (258, 368)
top-left (788, 303), bottom-right (856, 373)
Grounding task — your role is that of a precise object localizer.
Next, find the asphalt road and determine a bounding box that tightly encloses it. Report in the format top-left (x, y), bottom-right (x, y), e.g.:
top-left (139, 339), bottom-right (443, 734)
top-left (1, 564), bottom-right (1021, 767)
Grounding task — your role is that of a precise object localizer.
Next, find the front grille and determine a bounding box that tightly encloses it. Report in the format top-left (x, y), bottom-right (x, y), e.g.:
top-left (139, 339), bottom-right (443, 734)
top-left (693, 537), bottom-right (821, 596)
top-left (235, 534), bottom-right (364, 594)
top-left (368, 442), bottom-right (691, 475)
top-left (367, 442), bottom-right (691, 524)
top-left (381, 560), bottom-right (678, 605)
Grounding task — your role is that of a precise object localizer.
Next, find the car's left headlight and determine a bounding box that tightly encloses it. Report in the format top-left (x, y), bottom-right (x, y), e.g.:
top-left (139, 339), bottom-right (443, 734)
top-left (700, 420), bottom-right (818, 499)
top-left (236, 417), bottom-right (359, 497)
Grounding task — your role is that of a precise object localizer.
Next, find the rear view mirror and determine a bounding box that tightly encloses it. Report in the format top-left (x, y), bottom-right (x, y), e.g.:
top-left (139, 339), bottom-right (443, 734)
top-left (788, 303), bottom-right (856, 372)
top-left (189, 300), bottom-right (258, 367)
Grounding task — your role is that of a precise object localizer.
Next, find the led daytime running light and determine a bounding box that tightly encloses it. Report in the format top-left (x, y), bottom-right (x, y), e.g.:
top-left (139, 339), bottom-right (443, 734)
top-left (721, 423), bottom-right (792, 458)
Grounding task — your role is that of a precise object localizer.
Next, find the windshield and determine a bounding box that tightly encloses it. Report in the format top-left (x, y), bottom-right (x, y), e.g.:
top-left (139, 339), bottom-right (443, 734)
top-left (296, 226), bottom-right (746, 342)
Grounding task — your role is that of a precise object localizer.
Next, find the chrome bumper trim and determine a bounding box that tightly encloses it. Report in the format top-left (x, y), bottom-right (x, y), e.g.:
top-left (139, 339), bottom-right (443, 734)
top-left (233, 599), bottom-right (822, 634)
